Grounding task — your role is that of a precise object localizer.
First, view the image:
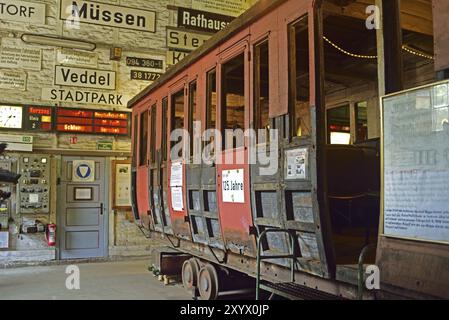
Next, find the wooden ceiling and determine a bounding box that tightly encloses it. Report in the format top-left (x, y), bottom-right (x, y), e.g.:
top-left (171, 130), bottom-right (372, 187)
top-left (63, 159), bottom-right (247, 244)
top-left (322, 0), bottom-right (434, 91)
top-left (324, 0), bottom-right (433, 36)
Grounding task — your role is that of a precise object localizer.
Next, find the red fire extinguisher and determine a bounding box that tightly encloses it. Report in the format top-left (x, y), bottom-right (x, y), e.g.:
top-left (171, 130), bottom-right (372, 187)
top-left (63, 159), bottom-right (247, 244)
top-left (46, 223), bottom-right (56, 247)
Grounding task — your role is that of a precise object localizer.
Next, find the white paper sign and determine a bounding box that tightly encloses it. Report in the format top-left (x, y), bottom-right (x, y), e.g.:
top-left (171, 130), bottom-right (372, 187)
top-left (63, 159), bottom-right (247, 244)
top-left (222, 169), bottom-right (244, 203)
top-left (28, 194), bottom-right (39, 203)
top-left (0, 231), bottom-right (8, 249)
top-left (285, 148), bottom-right (308, 180)
top-left (56, 48), bottom-right (98, 68)
top-left (192, 0), bottom-right (253, 17)
top-left (171, 187), bottom-right (184, 211)
top-left (170, 162), bottom-right (183, 187)
top-left (73, 160), bottom-right (95, 182)
top-left (383, 82), bottom-right (449, 243)
top-left (0, 0), bottom-right (46, 24)
top-left (0, 69), bottom-right (26, 90)
top-left (0, 42), bottom-right (42, 71)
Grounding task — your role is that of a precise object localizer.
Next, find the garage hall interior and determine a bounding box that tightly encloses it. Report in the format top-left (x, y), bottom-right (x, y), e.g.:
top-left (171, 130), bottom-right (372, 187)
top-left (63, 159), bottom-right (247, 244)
top-left (0, 0), bottom-right (448, 301)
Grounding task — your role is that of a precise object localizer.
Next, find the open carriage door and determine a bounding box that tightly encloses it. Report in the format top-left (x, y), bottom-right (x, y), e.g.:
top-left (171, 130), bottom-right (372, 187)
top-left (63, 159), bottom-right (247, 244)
top-left (260, 0), bottom-right (334, 278)
top-left (216, 32), bottom-right (257, 257)
top-left (167, 80), bottom-right (192, 241)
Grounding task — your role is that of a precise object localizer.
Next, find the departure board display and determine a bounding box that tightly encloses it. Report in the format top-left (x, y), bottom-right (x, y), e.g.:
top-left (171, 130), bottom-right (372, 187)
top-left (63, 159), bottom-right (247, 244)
top-left (24, 106), bottom-right (53, 132)
top-left (56, 107), bottom-right (130, 135)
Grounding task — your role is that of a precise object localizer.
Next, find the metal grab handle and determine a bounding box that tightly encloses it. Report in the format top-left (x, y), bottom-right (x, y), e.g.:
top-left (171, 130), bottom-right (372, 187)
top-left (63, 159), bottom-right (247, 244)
top-left (357, 243), bottom-right (376, 300)
top-left (100, 203), bottom-right (104, 215)
top-left (256, 228), bottom-right (297, 300)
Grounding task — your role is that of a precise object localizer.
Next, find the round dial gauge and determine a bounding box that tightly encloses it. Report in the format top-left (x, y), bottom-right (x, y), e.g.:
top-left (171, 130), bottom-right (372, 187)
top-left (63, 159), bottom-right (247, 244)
top-left (0, 106), bottom-right (23, 129)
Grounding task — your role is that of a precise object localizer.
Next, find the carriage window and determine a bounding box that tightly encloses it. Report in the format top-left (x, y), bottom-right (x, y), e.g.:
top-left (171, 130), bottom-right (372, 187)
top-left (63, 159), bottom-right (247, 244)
top-left (150, 104), bottom-right (156, 164)
top-left (327, 105), bottom-right (351, 145)
top-left (139, 110), bottom-right (149, 166)
top-left (162, 97), bottom-right (168, 161)
top-left (132, 114), bottom-right (138, 167)
top-left (356, 101), bottom-right (368, 142)
top-left (189, 81), bottom-right (198, 157)
top-left (254, 40), bottom-right (270, 143)
top-left (290, 16), bottom-right (311, 138)
top-left (171, 89), bottom-right (185, 150)
top-left (206, 70), bottom-right (217, 130)
top-left (222, 53), bottom-right (245, 149)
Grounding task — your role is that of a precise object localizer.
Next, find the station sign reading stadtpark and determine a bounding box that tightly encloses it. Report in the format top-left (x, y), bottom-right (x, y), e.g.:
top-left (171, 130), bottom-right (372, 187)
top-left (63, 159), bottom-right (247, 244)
top-left (42, 88), bottom-right (128, 107)
top-left (60, 0), bottom-right (156, 32)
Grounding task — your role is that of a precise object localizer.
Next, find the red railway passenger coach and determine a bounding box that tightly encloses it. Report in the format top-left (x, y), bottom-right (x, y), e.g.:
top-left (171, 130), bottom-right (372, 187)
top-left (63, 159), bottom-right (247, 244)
top-left (129, 0), bottom-right (449, 300)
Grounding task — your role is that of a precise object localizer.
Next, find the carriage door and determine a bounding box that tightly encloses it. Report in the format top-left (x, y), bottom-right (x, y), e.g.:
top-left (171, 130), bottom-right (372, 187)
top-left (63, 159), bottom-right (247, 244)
top-left (216, 37), bottom-right (257, 256)
top-left (59, 157), bottom-right (107, 259)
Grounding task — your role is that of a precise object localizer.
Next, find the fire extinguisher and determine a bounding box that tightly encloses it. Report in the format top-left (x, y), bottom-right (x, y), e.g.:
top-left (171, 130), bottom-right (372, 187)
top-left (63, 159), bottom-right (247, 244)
top-left (46, 223), bottom-right (56, 247)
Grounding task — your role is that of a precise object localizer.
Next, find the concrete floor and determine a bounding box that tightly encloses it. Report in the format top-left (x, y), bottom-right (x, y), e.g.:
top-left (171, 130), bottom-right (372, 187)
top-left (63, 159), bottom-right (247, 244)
top-left (0, 259), bottom-right (192, 300)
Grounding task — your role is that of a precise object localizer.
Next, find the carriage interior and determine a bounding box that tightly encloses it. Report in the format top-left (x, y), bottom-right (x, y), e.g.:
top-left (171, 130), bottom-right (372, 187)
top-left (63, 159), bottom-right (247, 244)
top-left (318, 0), bottom-right (436, 267)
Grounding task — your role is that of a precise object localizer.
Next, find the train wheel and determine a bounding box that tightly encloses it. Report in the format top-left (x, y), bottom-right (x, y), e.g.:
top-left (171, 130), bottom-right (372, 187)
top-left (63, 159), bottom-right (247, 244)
top-left (182, 258), bottom-right (200, 294)
top-left (198, 264), bottom-right (219, 300)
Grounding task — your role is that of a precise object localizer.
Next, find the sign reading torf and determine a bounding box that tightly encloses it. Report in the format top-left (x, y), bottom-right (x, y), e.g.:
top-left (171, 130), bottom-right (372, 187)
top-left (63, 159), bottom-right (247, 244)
top-left (61, 0), bottom-right (156, 32)
top-left (0, 0), bottom-right (46, 24)
top-left (55, 66), bottom-right (116, 90)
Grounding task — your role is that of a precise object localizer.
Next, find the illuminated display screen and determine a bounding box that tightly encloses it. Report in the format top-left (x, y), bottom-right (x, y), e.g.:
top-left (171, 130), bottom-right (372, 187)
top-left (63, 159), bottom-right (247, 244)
top-left (56, 107), bottom-right (130, 135)
top-left (24, 106), bottom-right (53, 132)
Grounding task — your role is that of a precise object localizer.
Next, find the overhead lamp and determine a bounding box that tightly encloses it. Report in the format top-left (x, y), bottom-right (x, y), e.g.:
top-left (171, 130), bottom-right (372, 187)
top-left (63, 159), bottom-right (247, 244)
top-left (21, 34), bottom-right (96, 51)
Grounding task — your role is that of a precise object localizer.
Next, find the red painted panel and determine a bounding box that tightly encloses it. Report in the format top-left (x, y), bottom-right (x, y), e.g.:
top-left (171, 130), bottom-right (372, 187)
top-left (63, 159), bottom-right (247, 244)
top-left (217, 150), bottom-right (256, 256)
top-left (136, 167), bottom-right (149, 220)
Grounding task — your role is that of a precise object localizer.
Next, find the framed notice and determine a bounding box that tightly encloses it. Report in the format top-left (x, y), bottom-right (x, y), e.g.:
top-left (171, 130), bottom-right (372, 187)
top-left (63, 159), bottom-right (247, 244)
top-left (381, 80), bottom-right (449, 244)
top-left (74, 187), bottom-right (93, 201)
top-left (112, 160), bottom-right (132, 210)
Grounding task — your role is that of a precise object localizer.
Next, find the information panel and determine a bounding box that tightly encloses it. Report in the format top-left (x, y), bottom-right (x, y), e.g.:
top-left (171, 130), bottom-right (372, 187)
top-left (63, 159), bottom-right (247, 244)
top-left (24, 106), bottom-right (53, 132)
top-left (382, 81), bottom-right (449, 243)
top-left (56, 107), bottom-right (130, 135)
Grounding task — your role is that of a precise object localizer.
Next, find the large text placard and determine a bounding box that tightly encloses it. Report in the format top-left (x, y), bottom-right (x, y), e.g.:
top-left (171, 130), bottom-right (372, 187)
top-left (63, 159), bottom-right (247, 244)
top-left (382, 81), bottom-right (449, 243)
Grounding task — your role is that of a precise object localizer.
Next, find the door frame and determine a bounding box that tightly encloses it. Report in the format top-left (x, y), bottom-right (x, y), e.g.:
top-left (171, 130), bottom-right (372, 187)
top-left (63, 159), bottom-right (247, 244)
top-left (56, 155), bottom-right (110, 260)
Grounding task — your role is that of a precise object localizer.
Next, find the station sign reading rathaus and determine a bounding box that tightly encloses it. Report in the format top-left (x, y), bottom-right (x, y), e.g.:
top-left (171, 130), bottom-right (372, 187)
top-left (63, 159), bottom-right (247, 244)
top-left (60, 0), bottom-right (156, 32)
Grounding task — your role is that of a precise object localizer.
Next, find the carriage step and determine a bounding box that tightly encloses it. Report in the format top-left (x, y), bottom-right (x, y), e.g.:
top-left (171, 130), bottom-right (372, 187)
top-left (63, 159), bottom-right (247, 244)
top-left (260, 282), bottom-right (345, 300)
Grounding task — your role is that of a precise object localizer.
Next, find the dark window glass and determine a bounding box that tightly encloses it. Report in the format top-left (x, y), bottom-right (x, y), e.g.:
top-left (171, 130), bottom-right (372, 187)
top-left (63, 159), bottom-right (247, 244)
top-left (150, 104), bottom-right (156, 164)
top-left (254, 40), bottom-right (270, 143)
top-left (356, 101), bottom-right (368, 142)
top-left (171, 89), bottom-right (185, 152)
top-left (139, 110), bottom-right (148, 166)
top-left (290, 15), bottom-right (311, 138)
top-left (189, 81), bottom-right (197, 157)
top-left (206, 70), bottom-right (217, 130)
top-left (132, 114), bottom-right (138, 167)
top-left (222, 53), bottom-right (245, 149)
top-left (327, 105), bottom-right (351, 145)
top-left (162, 97), bottom-right (168, 161)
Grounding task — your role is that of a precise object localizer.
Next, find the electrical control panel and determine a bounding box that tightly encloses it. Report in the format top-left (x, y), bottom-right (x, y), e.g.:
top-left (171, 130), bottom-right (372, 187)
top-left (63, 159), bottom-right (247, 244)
top-left (17, 155), bottom-right (51, 214)
top-left (0, 158), bottom-right (13, 228)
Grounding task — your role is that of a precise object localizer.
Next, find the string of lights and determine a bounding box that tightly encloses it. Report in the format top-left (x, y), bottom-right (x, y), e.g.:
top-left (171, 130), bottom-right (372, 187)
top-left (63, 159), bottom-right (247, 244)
top-left (323, 35), bottom-right (435, 61)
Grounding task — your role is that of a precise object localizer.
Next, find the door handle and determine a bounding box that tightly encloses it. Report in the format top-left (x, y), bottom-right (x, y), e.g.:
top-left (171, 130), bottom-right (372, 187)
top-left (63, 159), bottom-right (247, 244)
top-left (100, 203), bottom-right (104, 215)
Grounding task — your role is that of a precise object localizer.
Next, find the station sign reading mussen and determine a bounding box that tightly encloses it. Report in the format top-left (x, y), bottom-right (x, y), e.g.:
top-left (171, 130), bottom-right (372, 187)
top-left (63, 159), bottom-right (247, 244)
top-left (60, 0), bottom-right (156, 32)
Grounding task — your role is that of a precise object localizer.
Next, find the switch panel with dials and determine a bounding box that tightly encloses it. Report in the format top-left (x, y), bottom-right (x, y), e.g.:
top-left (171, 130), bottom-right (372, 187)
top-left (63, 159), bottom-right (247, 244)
top-left (17, 155), bottom-right (51, 214)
